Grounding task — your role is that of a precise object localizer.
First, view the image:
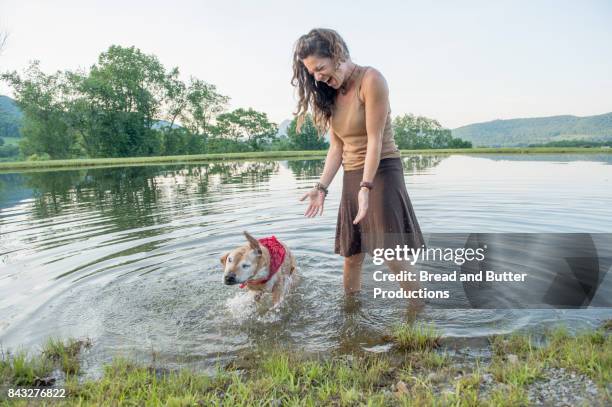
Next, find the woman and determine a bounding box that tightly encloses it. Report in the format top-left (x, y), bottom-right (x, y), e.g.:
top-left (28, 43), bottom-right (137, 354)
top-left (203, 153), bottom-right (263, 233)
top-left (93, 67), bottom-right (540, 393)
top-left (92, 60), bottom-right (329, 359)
top-left (293, 28), bottom-right (426, 298)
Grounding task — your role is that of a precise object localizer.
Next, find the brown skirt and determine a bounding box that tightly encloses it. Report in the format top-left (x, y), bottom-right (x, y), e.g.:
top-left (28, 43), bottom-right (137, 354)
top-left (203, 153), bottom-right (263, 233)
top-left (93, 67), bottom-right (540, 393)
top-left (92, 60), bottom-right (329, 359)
top-left (334, 157), bottom-right (426, 257)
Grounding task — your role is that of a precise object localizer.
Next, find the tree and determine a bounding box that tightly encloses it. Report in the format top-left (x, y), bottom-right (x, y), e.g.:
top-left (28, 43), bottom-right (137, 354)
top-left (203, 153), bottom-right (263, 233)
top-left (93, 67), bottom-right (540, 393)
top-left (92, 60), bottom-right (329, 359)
top-left (1, 62), bottom-right (78, 159)
top-left (0, 144), bottom-right (19, 158)
top-left (287, 114), bottom-right (329, 150)
top-left (393, 113), bottom-right (471, 149)
top-left (161, 68), bottom-right (187, 130)
top-left (72, 45), bottom-right (170, 157)
top-left (214, 108), bottom-right (277, 151)
top-left (160, 127), bottom-right (205, 155)
top-left (5, 44), bottom-right (342, 159)
top-left (176, 77), bottom-right (230, 152)
top-left (181, 78), bottom-right (229, 134)
top-left (157, 75), bottom-right (231, 155)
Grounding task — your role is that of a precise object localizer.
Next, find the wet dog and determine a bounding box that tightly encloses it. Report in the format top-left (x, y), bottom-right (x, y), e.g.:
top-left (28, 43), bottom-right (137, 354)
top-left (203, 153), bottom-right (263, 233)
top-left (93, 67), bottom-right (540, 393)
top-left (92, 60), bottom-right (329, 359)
top-left (221, 231), bottom-right (296, 307)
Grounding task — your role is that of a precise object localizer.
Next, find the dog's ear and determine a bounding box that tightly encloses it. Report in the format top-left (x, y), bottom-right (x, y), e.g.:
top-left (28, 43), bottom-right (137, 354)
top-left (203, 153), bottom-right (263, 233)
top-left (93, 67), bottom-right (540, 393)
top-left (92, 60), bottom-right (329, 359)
top-left (243, 231), bottom-right (262, 255)
top-left (220, 252), bottom-right (229, 266)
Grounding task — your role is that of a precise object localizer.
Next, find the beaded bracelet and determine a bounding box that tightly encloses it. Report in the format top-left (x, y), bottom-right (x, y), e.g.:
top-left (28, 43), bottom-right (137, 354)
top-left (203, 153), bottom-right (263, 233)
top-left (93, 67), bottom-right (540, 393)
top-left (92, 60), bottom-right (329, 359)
top-left (315, 182), bottom-right (328, 196)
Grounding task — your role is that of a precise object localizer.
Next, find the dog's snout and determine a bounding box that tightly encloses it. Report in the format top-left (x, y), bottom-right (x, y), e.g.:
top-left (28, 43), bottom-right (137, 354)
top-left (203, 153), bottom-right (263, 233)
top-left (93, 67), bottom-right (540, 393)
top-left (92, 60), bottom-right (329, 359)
top-left (224, 274), bottom-right (237, 285)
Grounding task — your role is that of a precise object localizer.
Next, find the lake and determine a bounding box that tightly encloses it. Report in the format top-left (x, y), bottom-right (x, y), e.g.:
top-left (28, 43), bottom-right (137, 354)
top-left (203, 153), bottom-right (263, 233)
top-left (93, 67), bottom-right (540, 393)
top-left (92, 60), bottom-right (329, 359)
top-left (1, 154), bottom-right (611, 375)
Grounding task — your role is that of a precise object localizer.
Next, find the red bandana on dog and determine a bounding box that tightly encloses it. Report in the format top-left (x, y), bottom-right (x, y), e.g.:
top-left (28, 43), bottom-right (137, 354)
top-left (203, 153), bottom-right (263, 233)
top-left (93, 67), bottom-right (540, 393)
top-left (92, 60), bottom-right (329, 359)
top-left (240, 235), bottom-right (286, 288)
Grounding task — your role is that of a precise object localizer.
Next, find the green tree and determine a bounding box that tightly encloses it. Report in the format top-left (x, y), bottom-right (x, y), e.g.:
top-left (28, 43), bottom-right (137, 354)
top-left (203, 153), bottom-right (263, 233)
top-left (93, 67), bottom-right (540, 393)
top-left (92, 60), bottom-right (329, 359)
top-left (161, 67), bottom-right (186, 129)
top-left (181, 78), bottom-right (229, 134)
top-left (213, 108), bottom-right (277, 151)
top-left (0, 144), bottom-right (19, 158)
top-left (1, 62), bottom-right (78, 159)
top-left (287, 114), bottom-right (329, 150)
top-left (177, 77), bottom-right (229, 152)
top-left (160, 127), bottom-right (206, 155)
top-left (393, 113), bottom-right (471, 149)
top-left (71, 45), bottom-right (172, 157)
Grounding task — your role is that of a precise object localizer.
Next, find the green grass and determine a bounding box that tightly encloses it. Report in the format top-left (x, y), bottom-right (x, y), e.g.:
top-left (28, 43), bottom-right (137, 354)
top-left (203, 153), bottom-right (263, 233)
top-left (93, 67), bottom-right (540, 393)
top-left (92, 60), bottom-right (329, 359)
top-left (538, 326), bottom-right (611, 387)
top-left (60, 352), bottom-right (396, 406)
top-left (0, 350), bottom-right (53, 387)
top-left (0, 137), bottom-right (20, 147)
top-left (0, 326), bottom-right (610, 406)
top-left (489, 332), bottom-right (535, 357)
top-left (41, 337), bottom-right (92, 375)
top-left (0, 150), bottom-right (328, 172)
top-left (446, 370), bottom-right (483, 406)
top-left (390, 322), bottom-right (441, 351)
top-left (489, 358), bottom-right (544, 387)
top-left (488, 325), bottom-right (611, 389)
top-left (485, 385), bottom-right (529, 407)
top-left (0, 338), bottom-right (90, 388)
top-left (0, 146), bottom-right (610, 172)
top-left (489, 333), bottom-right (544, 388)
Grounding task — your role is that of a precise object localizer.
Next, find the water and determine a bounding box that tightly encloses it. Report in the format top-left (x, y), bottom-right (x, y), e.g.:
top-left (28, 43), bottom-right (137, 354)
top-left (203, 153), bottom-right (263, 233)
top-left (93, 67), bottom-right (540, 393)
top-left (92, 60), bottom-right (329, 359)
top-left (1, 154), bottom-right (611, 374)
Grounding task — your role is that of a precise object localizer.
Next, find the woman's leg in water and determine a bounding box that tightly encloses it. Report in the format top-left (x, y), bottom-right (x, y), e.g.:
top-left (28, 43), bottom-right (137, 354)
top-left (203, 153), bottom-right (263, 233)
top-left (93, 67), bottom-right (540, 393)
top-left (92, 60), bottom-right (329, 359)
top-left (343, 252), bottom-right (366, 294)
top-left (385, 258), bottom-right (425, 308)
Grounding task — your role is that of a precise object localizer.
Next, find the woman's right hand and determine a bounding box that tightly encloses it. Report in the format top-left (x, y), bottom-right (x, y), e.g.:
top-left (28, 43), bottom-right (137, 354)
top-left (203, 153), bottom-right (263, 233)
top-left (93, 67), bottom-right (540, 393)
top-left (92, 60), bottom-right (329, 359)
top-left (300, 188), bottom-right (326, 217)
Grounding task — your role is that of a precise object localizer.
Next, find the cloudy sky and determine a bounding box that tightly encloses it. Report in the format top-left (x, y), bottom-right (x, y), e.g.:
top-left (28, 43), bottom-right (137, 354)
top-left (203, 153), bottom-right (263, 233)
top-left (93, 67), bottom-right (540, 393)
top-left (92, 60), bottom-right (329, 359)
top-left (1, 0), bottom-right (610, 128)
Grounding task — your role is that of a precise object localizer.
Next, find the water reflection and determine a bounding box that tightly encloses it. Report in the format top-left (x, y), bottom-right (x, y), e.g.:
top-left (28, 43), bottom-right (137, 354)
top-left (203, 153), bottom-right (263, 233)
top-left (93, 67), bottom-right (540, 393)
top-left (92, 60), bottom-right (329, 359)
top-left (1, 161), bottom-right (280, 222)
top-left (401, 155), bottom-right (446, 173)
top-left (0, 157), bottom-right (447, 218)
top-left (286, 159), bottom-right (325, 177)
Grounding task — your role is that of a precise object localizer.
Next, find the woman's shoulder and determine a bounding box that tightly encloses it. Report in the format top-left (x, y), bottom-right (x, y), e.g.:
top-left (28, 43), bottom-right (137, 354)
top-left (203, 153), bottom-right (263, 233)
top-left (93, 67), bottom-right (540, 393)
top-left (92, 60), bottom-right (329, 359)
top-left (358, 66), bottom-right (389, 101)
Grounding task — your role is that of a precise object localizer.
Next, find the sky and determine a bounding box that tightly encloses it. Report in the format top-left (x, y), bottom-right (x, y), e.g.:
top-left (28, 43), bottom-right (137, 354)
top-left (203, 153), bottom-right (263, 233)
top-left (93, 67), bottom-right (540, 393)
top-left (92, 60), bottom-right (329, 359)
top-left (0, 0), bottom-right (611, 129)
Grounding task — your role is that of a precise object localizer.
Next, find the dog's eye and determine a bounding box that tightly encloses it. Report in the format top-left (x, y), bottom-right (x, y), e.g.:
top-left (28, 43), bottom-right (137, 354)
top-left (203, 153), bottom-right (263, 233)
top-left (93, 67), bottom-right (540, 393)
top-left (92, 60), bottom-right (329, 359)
top-left (228, 257), bottom-right (232, 263)
top-left (242, 264), bottom-right (250, 269)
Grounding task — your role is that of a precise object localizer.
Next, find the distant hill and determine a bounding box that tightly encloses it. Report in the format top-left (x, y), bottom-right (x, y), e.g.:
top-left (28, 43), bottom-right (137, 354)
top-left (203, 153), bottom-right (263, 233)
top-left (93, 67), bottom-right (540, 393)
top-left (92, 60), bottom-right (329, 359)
top-left (452, 112), bottom-right (612, 147)
top-left (151, 120), bottom-right (181, 130)
top-left (0, 95), bottom-right (22, 138)
top-left (276, 118), bottom-right (333, 142)
top-left (0, 95), bottom-right (22, 119)
top-left (276, 119), bottom-right (291, 138)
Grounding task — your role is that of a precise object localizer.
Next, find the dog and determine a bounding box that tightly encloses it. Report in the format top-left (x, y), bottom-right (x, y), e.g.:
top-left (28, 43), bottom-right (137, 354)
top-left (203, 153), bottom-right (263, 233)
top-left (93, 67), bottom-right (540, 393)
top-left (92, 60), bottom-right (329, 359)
top-left (221, 231), bottom-right (296, 307)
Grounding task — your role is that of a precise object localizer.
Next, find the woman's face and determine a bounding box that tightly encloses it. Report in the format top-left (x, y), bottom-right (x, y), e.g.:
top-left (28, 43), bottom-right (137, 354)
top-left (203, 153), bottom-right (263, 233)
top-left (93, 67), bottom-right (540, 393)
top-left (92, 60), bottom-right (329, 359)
top-left (301, 55), bottom-right (345, 90)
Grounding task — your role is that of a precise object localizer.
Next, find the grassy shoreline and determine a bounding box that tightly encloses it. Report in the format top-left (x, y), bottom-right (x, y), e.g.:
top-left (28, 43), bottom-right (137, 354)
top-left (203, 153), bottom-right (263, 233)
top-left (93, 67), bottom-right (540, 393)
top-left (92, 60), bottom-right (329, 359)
top-left (1, 323), bottom-right (610, 406)
top-left (0, 146), bottom-right (610, 172)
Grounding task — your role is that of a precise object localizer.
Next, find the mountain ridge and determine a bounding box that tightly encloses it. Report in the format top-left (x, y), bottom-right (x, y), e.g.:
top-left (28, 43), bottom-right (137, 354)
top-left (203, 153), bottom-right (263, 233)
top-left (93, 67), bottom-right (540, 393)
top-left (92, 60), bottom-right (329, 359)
top-left (452, 111), bottom-right (612, 147)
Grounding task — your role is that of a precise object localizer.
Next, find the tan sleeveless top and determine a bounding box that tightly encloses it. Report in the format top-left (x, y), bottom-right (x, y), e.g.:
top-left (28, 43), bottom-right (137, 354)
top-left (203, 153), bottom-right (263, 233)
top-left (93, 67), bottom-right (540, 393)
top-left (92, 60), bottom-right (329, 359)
top-left (331, 65), bottom-right (400, 171)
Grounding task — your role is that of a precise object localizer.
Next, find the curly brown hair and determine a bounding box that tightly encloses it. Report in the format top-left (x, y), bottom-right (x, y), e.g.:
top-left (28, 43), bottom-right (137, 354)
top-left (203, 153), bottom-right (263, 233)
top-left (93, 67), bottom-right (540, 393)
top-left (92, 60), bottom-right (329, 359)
top-left (291, 28), bottom-right (350, 135)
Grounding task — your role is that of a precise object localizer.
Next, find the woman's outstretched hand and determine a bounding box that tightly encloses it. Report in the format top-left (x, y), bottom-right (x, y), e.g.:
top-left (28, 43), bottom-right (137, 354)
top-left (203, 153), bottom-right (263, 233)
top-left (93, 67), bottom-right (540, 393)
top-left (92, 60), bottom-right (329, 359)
top-left (300, 188), bottom-right (326, 217)
top-left (352, 188), bottom-right (369, 224)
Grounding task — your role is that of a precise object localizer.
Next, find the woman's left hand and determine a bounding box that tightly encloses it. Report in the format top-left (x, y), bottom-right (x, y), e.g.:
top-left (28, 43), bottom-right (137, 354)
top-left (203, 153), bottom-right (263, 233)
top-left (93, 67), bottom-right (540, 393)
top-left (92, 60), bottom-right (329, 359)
top-left (353, 188), bottom-right (369, 224)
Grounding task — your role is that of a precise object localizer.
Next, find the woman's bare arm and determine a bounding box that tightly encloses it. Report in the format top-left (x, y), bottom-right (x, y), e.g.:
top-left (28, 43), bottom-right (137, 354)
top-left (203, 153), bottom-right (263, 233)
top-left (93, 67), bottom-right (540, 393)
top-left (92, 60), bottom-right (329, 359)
top-left (361, 68), bottom-right (389, 185)
top-left (318, 128), bottom-right (343, 187)
top-left (352, 68), bottom-right (389, 224)
top-left (301, 127), bottom-right (343, 217)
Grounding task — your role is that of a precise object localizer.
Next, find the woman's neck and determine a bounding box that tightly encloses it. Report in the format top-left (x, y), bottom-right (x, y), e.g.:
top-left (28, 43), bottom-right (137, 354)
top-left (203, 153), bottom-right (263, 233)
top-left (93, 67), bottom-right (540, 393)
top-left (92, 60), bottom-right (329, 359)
top-left (339, 62), bottom-right (360, 93)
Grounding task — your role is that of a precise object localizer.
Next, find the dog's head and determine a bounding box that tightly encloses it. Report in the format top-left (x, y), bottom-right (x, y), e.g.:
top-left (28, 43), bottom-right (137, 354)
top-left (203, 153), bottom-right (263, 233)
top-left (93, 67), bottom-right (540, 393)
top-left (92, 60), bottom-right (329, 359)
top-left (220, 231), bottom-right (263, 285)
